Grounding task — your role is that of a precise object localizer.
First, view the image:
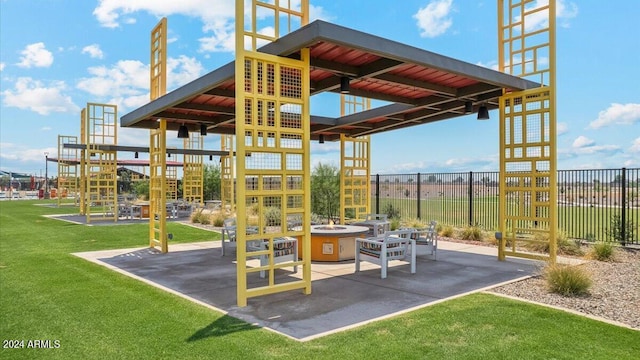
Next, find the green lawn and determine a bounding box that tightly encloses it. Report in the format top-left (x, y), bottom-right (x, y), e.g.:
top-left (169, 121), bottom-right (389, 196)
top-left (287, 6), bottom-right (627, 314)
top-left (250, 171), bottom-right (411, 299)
top-left (376, 197), bottom-right (640, 241)
top-left (1, 200), bottom-right (638, 359)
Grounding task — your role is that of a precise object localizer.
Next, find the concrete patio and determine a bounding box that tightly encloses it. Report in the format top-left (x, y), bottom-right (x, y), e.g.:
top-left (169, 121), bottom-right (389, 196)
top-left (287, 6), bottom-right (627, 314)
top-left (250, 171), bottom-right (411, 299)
top-left (74, 240), bottom-right (543, 341)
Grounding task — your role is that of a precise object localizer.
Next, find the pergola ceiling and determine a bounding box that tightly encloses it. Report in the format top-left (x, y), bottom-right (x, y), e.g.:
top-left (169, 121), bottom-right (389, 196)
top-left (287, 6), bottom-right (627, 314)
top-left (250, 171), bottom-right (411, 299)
top-left (121, 20), bottom-right (539, 141)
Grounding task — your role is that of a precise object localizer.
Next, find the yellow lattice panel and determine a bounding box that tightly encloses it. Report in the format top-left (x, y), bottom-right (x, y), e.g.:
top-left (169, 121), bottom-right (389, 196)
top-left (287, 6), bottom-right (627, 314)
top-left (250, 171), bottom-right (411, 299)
top-left (183, 134), bottom-right (204, 205)
top-left (83, 103), bottom-right (118, 223)
top-left (499, 88), bottom-right (557, 262)
top-left (165, 166), bottom-right (178, 202)
top-left (148, 18), bottom-right (168, 253)
top-left (149, 124), bottom-right (168, 253)
top-left (221, 135), bottom-right (235, 213)
top-left (498, 0), bottom-right (557, 263)
top-left (57, 135), bottom-right (79, 206)
top-left (498, 0), bottom-right (555, 86)
top-left (79, 109), bottom-right (87, 215)
top-left (340, 95), bottom-right (371, 224)
top-left (235, 0), bottom-right (310, 307)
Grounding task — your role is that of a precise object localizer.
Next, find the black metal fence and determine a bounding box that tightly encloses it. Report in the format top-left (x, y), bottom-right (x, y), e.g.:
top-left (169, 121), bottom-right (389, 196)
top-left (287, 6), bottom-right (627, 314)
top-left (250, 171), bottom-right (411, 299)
top-left (371, 168), bottom-right (640, 245)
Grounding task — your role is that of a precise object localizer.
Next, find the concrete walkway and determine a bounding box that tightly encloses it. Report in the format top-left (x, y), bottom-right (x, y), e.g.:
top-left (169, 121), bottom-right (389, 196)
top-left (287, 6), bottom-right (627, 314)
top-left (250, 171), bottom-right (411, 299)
top-left (74, 240), bottom-right (543, 341)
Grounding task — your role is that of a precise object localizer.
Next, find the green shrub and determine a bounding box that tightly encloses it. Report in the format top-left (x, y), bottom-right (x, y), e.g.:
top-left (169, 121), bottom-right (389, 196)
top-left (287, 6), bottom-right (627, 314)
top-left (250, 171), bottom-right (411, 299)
top-left (390, 217), bottom-right (401, 231)
top-left (588, 241), bottom-right (616, 261)
top-left (460, 226), bottom-right (483, 241)
top-left (606, 214), bottom-right (635, 245)
top-left (440, 225), bottom-right (454, 238)
top-left (544, 263), bottom-right (592, 296)
top-left (382, 203), bottom-right (400, 220)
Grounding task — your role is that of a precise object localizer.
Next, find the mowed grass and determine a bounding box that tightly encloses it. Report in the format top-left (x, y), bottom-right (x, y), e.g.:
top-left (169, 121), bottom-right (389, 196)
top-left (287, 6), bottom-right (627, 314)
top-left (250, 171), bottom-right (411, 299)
top-left (377, 197), bottom-right (640, 241)
top-left (1, 200), bottom-right (638, 359)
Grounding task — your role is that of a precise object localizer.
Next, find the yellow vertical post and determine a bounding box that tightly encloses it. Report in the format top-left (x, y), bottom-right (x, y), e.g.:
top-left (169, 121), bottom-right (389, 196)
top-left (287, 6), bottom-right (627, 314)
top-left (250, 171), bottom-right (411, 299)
top-left (339, 95), bottom-right (371, 224)
top-left (57, 135), bottom-right (79, 206)
top-left (149, 18), bottom-right (168, 253)
top-left (235, 0), bottom-right (311, 307)
top-left (498, 0), bottom-right (557, 263)
top-left (183, 133), bottom-right (204, 205)
top-left (221, 135), bottom-right (235, 213)
top-left (79, 109), bottom-right (87, 215)
top-left (84, 103), bottom-right (118, 223)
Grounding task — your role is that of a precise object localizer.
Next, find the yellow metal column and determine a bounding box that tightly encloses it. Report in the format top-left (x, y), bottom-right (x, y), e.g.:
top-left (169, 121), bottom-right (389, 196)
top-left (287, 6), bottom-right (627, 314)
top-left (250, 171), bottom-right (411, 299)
top-left (339, 95), bottom-right (371, 224)
top-left (183, 133), bottom-right (204, 205)
top-left (79, 109), bottom-right (87, 215)
top-left (57, 135), bottom-right (79, 206)
top-left (149, 18), bottom-right (168, 252)
top-left (235, 0), bottom-right (311, 307)
top-left (498, 0), bottom-right (557, 263)
top-left (221, 134), bottom-right (234, 213)
top-left (84, 103), bottom-right (118, 223)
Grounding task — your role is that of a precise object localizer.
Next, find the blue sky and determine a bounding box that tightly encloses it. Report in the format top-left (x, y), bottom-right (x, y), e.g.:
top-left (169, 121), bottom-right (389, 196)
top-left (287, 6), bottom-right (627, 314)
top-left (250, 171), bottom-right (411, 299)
top-left (1, 0), bottom-right (639, 177)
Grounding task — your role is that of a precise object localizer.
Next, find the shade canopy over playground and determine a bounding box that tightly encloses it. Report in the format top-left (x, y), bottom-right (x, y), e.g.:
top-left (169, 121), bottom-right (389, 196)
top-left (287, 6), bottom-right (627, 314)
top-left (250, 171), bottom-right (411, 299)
top-left (121, 20), bottom-right (539, 141)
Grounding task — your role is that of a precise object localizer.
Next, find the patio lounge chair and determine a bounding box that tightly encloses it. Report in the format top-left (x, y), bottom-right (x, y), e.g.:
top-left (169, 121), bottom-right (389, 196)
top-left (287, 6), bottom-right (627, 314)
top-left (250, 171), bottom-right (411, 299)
top-left (355, 229), bottom-right (416, 279)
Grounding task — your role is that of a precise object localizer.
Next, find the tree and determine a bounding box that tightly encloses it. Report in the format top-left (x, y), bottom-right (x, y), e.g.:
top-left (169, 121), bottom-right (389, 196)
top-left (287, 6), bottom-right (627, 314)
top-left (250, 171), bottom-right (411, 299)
top-left (204, 164), bottom-right (221, 200)
top-left (311, 163), bottom-right (340, 222)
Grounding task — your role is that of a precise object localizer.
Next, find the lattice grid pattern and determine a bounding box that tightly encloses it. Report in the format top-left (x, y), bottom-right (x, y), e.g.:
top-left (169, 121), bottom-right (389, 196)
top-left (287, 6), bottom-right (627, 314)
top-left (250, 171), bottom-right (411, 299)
top-left (57, 135), bottom-right (79, 205)
top-left (234, 0), bottom-right (311, 307)
top-left (498, 0), bottom-right (557, 263)
top-left (499, 0), bottom-right (552, 85)
top-left (500, 88), bottom-right (556, 261)
top-left (340, 95), bottom-right (371, 223)
top-left (183, 134), bottom-right (204, 204)
top-left (221, 135), bottom-right (235, 212)
top-left (149, 18), bottom-right (168, 252)
top-left (149, 125), bottom-right (168, 253)
top-left (84, 103), bottom-right (118, 224)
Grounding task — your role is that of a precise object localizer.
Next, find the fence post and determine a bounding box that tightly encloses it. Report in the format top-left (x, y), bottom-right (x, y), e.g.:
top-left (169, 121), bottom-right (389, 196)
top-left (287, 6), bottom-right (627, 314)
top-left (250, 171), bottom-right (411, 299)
top-left (621, 167), bottom-right (627, 246)
top-left (375, 174), bottom-right (380, 214)
top-left (417, 173), bottom-right (421, 219)
top-left (468, 171), bottom-right (473, 226)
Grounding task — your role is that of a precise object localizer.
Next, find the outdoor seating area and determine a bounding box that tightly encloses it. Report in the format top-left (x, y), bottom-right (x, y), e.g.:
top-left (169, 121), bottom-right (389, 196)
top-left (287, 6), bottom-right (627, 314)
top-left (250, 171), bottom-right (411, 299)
top-left (115, 200), bottom-right (195, 220)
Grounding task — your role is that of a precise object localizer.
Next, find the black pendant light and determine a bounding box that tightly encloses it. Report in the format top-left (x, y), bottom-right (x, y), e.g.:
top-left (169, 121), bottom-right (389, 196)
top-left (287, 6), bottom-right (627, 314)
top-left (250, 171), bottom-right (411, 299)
top-left (177, 124), bottom-right (189, 138)
top-left (340, 76), bottom-right (350, 94)
top-left (200, 124), bottom-right (207, 136)
top-left (477, 104), bottom-right (490, 120)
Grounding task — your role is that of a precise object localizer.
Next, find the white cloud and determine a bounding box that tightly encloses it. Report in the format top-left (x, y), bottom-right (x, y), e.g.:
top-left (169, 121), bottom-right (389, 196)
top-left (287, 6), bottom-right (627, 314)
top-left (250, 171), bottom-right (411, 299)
top-left (0, 62), bottom-right (5, 71)
top-left (82, 44), bottom-right (105, 59)
top-left (630, 137), bottom-right (640, 153)
top-left (588, 103), bottom-right (640, 129)
top-left (557, 122), bottom-right (569, 135)
top-left (572, 135), bottom-right (594, 148)
top-left (77, 60), bottom-right (148, 98)
top-left (76, 56), bottom-right (204, 112)
top-left (414, 0), bottom-right (454, 38)
top-left (93, 1), bottom-right (332, 53)
top-left (1, 77), bottom-right (79, 115)
top-left (476, 60), bottom-right (499, 71)
top-left (17, 42), bottom-right (54, 68)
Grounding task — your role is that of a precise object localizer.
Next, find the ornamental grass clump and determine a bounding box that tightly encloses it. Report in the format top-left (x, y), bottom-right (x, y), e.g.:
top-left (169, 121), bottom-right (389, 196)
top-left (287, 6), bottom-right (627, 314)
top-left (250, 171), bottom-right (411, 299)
top-left (544, 263), bottom-right (592, 296)
top-left (191, 209), bottom-right (211, 225)
top-left (588, 241), bottom-right (616, 262)
top-left (440, 224), bottom-right (454, 238)
top-left (460, 226), bottom-right (483, 241)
